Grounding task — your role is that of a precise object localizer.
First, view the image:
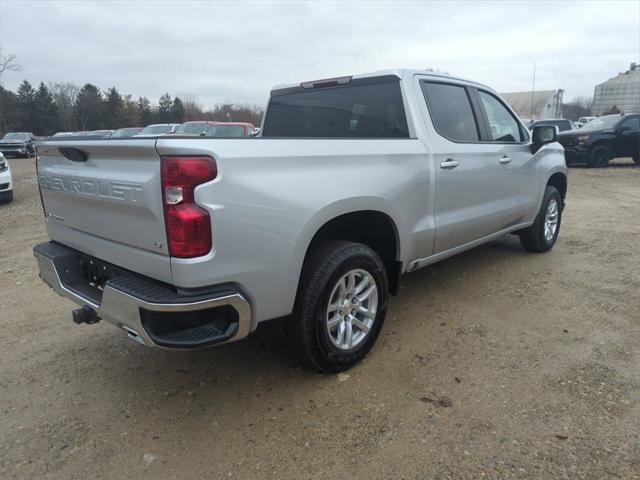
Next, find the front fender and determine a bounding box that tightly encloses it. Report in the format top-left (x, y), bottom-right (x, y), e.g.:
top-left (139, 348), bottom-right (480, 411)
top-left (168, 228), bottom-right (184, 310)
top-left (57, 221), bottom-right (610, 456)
top-left (534, 142), bottom-right (567, 212)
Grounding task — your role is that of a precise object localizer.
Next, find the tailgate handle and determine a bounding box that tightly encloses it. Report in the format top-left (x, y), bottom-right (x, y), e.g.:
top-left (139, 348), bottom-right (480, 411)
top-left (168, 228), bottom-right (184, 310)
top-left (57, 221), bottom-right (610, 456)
top-left (59, 147), bottom-right (89, 162)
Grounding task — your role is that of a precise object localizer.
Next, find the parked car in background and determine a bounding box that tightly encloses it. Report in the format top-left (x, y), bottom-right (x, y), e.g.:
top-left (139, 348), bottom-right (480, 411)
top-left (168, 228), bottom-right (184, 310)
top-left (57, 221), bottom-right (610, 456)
top-left (558, 113), bottom-right (640, 167)
top-left (0, 152), bottom-right (13, 203)
top-left (173, 121), bottom-right (220, 135)
top-left (0, 132), bottom-right (36, 157)
top-left (52, 132), bottom-right (74, 137)
top-left (111, 127), bottom-right (143, 138)
top-left (71, 130), bottom-right (101, 137)
top-left (529, 119), bottom-right (574, 132)
top-left (576, 116), bottom-right (595, 128)
top-left (204, 122), bottom-right (256, 138)
top-left (90, 130), bottom-right (114, 138)
top-left (34, 69), bottom-right (567, 372)
top-left (136, 123), bottom-right (180, 137)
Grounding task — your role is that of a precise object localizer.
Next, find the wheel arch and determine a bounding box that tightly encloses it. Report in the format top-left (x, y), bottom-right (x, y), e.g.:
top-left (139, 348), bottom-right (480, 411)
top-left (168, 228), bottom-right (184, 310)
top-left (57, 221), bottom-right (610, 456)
top-left (546, 171), bottom-right (567, 200)
top-left (589, 139), bottom-right (614, 154)
top-left (294, 204), bottom-right (403, 296)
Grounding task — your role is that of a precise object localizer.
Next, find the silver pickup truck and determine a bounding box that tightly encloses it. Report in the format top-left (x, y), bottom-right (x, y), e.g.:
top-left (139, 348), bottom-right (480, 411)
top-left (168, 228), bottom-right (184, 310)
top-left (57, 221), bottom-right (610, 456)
top-left (34, 69), bottom-right (567, 372)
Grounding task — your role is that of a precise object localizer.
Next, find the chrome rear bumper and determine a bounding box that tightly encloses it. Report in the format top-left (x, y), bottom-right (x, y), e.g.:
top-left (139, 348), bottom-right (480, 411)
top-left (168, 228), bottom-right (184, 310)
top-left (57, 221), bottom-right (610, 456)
top-left (33, 242), bottom-right (252, 348)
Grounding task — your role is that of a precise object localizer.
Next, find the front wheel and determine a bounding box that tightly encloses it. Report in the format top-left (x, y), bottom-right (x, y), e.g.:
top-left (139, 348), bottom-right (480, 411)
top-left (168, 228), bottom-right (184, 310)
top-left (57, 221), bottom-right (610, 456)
top-left (286, 241), bottom-right (388, 372)
top-left (519, 186), bottom-right (562, 252)
top-left (0, 190), bottom-right (13, 204)
top-left (587, 145), bottom-right (611, 168)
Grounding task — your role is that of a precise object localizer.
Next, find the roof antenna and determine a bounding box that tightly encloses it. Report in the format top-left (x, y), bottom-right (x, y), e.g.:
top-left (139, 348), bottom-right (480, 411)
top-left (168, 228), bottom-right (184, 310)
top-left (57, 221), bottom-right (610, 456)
top-left (530, 62), bottom-right (536, 120)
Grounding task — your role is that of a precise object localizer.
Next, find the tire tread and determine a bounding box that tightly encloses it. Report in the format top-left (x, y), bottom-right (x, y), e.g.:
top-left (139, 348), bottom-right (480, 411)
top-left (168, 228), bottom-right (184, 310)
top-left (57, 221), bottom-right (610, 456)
top-left (286, 240), bottom-right (387, 372)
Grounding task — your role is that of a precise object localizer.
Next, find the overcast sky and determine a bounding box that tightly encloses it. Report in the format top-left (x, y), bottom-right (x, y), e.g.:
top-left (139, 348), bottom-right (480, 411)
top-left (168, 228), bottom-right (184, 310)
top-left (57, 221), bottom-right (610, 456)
top-left (1, 0), bottom-right (639, 107)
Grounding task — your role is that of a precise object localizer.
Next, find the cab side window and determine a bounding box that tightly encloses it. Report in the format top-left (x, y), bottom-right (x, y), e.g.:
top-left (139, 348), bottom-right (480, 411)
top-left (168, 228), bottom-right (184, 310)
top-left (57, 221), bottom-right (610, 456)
top-left (621, 116), bottom-right (640, 131)
top-left (421, 82), bottom-right (479, 142)
top-left (478, 91), bottom-right (524, 142)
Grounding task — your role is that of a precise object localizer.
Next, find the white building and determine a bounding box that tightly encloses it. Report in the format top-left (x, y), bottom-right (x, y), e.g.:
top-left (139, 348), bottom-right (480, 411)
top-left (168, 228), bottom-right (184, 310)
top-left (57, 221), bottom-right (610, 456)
top-left (591, 63), bottom-right (640, 115)
top-left (500, 90), bottom-right (564, 121)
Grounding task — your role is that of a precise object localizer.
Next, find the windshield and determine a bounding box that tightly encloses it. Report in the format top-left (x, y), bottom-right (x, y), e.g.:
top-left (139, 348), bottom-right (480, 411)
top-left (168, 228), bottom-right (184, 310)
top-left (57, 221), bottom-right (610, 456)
top-left (140, 125), bottom-right (173, 135)
top-left (111, 128), bottom-right (141, 138)
top-left (205, 125), bottom-right (246, 137)
top-left (175, 122), bottom-right (210, 134)
top-left (2, 133), bottom-right (29, 141)
top-left (582, 116), bottom-right (621, 130)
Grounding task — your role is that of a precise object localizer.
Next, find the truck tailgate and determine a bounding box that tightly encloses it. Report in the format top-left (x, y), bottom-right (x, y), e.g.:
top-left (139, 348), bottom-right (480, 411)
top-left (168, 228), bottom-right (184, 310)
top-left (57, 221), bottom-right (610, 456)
top-left (36, 139), bottom-right (171, 282)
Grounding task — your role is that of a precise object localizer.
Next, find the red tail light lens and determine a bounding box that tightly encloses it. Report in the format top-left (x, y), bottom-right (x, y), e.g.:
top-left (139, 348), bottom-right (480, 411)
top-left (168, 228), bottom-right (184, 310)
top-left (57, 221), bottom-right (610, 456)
top-left (160, 156), bottom-right (217, 258)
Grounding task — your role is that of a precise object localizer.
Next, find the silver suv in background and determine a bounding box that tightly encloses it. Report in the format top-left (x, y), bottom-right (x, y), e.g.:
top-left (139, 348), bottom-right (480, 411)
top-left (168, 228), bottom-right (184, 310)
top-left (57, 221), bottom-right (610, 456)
top-left (0, 132), bottom-right (36, 157)
top-left (34, 69), bottom-right (567, 372)
top-left (136, 123), bottom-right (180, 137)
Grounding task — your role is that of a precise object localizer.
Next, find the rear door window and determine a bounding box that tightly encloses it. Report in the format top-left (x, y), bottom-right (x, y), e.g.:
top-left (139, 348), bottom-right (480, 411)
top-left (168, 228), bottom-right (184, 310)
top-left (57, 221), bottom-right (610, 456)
top-left (421, 82), bottom-right (479, 142)
top-left (262, 78), bottom-right (409, 138)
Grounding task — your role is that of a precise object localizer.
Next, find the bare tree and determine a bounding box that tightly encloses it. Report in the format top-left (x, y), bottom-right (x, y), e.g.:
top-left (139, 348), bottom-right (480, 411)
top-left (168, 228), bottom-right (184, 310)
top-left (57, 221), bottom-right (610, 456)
top-left (562, 96), bottom-right (593, 121)
top-left (48, 82), bottom-right (79, 131)
top-left (178, 93), bottom-right (205, 121)
top-left (0, 49), bottom-right (22, 76)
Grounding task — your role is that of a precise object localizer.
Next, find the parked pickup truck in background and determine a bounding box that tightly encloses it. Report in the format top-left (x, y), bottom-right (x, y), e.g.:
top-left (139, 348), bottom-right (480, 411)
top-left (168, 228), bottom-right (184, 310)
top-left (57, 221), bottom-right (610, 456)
top-left (558, 113), bottom-right (640, 167)
top-left (33, 69), bottom-right (567, 372)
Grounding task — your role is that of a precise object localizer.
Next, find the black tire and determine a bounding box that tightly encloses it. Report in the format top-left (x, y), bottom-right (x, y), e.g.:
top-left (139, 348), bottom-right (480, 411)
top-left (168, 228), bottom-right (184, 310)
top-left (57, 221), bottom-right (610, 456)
top-left (587, 144), bottom-right (611, 168)
top-left (633, 155), bottom-right (640, 166)
top-left (519, 186), bottom-right (562, 253)
top-left (0, 191), bottom-right (13, 204)
top-left (286, 240), bottom-right (389, 373)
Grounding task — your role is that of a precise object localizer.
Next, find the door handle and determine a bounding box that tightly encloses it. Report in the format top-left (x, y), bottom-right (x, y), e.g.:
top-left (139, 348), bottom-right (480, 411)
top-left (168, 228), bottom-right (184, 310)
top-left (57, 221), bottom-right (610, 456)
top-left (440, 159), bottom-right (459, 169)
top-left (498, 156), bottom-right (512, 165)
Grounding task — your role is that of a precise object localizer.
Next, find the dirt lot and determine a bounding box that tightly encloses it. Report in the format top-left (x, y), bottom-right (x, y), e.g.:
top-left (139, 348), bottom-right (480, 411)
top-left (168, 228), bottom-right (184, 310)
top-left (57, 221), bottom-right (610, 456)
top-left (1, 157), bottom-right (639, 479)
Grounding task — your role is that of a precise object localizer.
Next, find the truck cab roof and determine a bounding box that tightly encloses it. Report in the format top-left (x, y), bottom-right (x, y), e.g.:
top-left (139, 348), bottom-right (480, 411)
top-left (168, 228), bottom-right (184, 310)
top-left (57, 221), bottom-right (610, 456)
top-left (270, 69), bottom-right (490, 95)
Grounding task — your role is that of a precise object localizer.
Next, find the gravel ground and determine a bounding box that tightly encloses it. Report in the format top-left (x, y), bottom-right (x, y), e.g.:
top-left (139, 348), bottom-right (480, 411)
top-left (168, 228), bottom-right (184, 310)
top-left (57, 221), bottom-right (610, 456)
top-left (1, 157), bottom-right (639, 479)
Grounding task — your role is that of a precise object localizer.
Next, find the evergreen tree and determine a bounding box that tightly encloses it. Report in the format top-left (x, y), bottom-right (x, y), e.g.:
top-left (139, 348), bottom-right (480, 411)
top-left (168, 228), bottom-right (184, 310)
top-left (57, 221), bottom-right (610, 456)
top-left (137, 96), bottom-right (154, 126)
top-left (74, 84), bottom-right (104, 130)
top-left (16, 80), bottom-right (36, 131)
top-left (171, 97), bottom-right (185, 123)
top-left (0, 85), bottom-right (18, 133)
top-left (103, 87), bottom-right (126, 129)
top-left (33, 82), bottom-right (58, 135)
top-left (156, 93), bottom-right (173, 123)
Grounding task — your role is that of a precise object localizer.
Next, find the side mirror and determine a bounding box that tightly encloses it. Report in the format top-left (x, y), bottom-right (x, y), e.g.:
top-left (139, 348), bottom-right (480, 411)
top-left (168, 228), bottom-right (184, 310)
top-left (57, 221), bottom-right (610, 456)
top-left (616, 125), bottom-right (630, 134)
top-left (531, 125), bottom-right (558, 153)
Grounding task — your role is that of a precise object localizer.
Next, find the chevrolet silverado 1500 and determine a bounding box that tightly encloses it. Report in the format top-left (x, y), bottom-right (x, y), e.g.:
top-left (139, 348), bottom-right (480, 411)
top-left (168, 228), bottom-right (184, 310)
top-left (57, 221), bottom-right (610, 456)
top-left (34, 70), bottom-right (567, 372)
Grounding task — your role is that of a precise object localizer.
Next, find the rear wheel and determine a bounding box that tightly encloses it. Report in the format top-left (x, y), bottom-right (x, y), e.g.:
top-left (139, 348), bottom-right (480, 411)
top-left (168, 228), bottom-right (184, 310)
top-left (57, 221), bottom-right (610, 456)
top-left (633, 154), bottom-right (640, 166)
top-left (286, 241), bottom-right (388, 372)
top-left (519, 186), bottom-right (562, 252)
top-left (587, 145), bottom-right (611, 168)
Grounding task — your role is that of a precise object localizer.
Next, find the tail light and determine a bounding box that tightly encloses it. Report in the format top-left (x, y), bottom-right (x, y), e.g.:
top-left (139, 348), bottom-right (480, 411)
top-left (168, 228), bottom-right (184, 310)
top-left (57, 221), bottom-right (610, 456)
top-left (160, 156), bottom-right (217, 258)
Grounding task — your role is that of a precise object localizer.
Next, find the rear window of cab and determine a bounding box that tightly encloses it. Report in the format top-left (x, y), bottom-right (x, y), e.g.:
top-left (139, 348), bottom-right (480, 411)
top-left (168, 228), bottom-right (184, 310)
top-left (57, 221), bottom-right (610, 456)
top-left (262, 77), bottom-right (409, 138)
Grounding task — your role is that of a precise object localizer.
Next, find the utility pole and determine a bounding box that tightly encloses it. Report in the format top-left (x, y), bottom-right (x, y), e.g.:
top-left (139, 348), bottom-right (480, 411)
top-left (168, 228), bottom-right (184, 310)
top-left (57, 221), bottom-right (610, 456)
top-left (530, 62), bottom-right (536, 121)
